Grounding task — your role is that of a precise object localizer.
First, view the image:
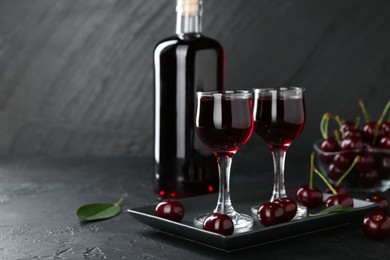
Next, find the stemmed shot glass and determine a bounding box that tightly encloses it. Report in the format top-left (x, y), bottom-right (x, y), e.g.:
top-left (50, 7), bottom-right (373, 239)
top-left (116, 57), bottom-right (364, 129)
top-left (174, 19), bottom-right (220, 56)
top-left (194, 90), bottom-right (254, 231)
top-left (251, 87), bottom-right (307, 218)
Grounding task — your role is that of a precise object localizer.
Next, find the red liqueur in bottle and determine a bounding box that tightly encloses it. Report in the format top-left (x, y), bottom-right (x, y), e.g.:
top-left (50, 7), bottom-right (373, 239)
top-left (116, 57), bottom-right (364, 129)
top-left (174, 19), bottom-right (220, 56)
top-left (154, 0), bottom-right (224, 199)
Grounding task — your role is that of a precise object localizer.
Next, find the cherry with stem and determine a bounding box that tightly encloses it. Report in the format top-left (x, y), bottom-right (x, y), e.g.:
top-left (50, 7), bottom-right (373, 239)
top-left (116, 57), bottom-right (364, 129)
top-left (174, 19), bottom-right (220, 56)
top-left (295, 153), bottom-right (323, 208)
top-left (335, 156), bottom-right (360, 186)
top-left (313, 167), bottom-right (354, 207)
top-left (359, 99), bottom-right (390, 144)
top-left (325, 156), bottom-right (360, 194)
top-left (319, 113), bottom-right (339, 164)
top-left (373, 100), bottom-right (390, 144)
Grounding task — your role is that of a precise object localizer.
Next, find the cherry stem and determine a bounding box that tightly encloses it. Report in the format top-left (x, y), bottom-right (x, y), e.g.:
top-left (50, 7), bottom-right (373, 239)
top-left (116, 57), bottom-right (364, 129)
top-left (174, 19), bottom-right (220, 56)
top-left (378, 101), bottom-right (390, 123)
top-left (358, 99), bottom-right (371, 123)
top-left (373, 100), bottom-right (390, 144)
top-left (355, 117), bottom-right (360, 129)
top-left (309, 152), bottom-right (314, 189)
top-left (320, 113), bottom-right (326, 139)
top-left (114, 197), bottom-right (124, 206)
top-left (313, 167), bottom-right (338, 195)
top-left (334, 116), bottom-right (345, 138)
top-left (320, 113), bottom-right (330, 139)
top-left (334, 130), bottom-right (341, 145)
top-left (335, 156), bottom-right (360, 187)
top-left (334, 115), bottom-right (343, 128)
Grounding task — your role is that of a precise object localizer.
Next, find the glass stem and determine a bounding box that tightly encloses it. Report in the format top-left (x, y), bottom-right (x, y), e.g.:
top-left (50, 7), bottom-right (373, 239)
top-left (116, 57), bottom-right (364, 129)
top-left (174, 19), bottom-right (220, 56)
top-left (270, 148), bottom-right (287, 201)
top-left (214, 155), bottom-right (236, 217)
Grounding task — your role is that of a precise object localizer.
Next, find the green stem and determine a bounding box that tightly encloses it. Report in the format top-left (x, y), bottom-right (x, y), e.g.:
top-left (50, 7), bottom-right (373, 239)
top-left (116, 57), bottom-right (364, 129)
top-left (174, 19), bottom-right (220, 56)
top-left (334, 115), bottom-right (344, 138)
top-left (373, 101), bottom-right (390, 144)
top-left (378, 101), bottom-right (390, 123)
top-left (354, 117), bottom-right (360, 129)
top-left (320, 113), bottom-right (329, 139)
top-left (334, 115), bottom-right (343, 128)
top-left (324, 113), bottom-right (330, 139)
top-left (313, 167), bottom-right (337, 195)
top-left (335, 156), bottom-right (360, 187)
top-left (309, 152), bottom-right (314, 189)
top-left (114, 197), bottom-right (124, 206)
top-left (334, 130), bottom-right (341, 145)
top-left (358, 99), bottom-right (371, 123)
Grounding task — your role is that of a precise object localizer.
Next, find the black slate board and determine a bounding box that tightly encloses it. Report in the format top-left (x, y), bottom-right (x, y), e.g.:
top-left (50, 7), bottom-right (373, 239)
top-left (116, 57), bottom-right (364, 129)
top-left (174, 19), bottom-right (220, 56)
top-left (128, 190), bottom-right (377, 251)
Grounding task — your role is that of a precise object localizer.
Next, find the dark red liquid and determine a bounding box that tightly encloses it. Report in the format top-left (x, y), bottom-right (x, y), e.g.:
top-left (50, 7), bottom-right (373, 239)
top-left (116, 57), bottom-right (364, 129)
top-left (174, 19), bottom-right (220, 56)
top-left (254, 97), bottom-right (305, 149)
top-left (196, 97), bottom-right (253, 155)
top-left (154, 35), bottom-right (224, 199)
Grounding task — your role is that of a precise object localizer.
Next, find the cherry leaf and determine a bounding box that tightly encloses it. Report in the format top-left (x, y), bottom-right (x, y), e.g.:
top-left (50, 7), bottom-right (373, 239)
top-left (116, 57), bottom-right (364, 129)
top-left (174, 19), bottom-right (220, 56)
top-left (77, 198), bottom-right (123, 221)
top-left (309, 205), bottom-right (354, 217)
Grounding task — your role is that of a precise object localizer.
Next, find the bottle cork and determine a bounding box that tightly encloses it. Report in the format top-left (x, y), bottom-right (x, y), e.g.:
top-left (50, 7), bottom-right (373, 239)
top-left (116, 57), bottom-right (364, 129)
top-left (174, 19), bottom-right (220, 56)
top-left (176, 0), bottom-right (202, 16)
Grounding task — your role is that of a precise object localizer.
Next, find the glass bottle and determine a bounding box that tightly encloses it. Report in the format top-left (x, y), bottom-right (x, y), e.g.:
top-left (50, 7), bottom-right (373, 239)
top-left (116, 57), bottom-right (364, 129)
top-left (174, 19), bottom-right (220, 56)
top-left (154, 0), bottom-right (225, 199)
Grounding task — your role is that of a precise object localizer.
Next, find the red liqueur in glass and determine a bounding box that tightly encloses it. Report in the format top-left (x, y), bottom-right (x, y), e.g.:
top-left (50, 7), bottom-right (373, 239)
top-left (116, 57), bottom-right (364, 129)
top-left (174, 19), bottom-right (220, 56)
top-left (254, 97), bottom-right (305, 149)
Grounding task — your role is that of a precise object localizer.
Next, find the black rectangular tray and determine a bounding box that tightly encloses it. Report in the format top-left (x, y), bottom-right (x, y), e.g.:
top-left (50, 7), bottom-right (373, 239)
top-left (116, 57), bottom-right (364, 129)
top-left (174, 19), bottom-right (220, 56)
top-left (128, 190), bottom-right (377, 251)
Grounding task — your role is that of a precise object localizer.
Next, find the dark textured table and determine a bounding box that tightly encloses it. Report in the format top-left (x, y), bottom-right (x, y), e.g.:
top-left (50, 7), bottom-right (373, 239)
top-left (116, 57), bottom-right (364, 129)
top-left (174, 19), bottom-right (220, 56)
top-left (0, 155), bottom-right (389, 260)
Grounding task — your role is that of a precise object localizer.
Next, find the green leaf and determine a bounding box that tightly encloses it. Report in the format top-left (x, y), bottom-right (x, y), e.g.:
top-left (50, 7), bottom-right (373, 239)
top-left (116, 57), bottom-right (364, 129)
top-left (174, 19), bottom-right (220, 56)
top-left (76, 197), bottom-right (123, 221)
top-left (309, 205), bottom-right (354, 217)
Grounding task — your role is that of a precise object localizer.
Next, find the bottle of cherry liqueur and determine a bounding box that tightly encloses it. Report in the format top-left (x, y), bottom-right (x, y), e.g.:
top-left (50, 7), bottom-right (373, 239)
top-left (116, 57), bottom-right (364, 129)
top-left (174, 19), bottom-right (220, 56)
top-left (154, 0), bottom-right (225, 199)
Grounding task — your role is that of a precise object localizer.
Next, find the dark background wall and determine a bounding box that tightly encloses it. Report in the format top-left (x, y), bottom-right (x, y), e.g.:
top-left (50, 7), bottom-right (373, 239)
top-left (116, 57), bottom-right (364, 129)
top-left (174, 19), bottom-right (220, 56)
top-left (0, 0), bottom-right (389, 163)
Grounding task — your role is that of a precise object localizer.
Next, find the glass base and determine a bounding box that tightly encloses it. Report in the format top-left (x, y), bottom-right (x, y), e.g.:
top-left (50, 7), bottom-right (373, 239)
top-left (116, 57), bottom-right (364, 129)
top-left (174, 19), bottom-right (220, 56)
top-left (194, 212), bottom-right (254, 232)
top-left (251, 205), bottom-right (260, 216)
top-left (293, 203), bottom-right (308, 219)
top-left (251, 202), bottom-right (308, 220)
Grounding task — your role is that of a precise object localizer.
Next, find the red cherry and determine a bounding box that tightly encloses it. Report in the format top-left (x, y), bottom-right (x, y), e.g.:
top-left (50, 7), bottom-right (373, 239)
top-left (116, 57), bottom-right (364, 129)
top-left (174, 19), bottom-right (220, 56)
top-left (362, 122), bottom-right (385, 143)
top-left (379, 136), bottom-right (390, 149)
top-left (273, 198), bottom-right (297, 222)
top-left (295, 185), bottom-right (323, 208)
top-left (359, 170), bottom-right (380, 187)
top-left (362, 122), bottom-right (377, 141)
top-left (378, 156), bottom-right (390, 178)
top-left (365, 195), bottom-right (389, 213)
top-left (340, 121), bottom-right (357, 133)
top-left (381, 122), bottom-right (390, 135)
top-left (362, 211), bottom-right (390, 239)
top-left (319, 138), bottom-right (339, 164)
top-left (327, 163), bottom-right (343, 182)
top-left (340, 136), bottom-right (364, 152)
top-left (325, 193), bottom-right (354, 207)
top-left (155, 200), bottom-right (184, 221)
top-left (355, 153), bottom-right (375, 172)
top-left (203, 213), bottom-right (234, 235)
top-left (320, 138), bottom-right (339, 152)
top-left (257, 202), bottom-right (285, 226)
top-left (332, 153), bottom-right (352, 170)
top-left (344, 130), bottom-right (362, 139)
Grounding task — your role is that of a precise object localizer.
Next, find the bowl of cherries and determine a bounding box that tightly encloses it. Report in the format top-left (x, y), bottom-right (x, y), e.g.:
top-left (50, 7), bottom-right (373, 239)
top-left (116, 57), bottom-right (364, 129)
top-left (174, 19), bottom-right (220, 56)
top-left (314, 100), bottom-right (390, 192)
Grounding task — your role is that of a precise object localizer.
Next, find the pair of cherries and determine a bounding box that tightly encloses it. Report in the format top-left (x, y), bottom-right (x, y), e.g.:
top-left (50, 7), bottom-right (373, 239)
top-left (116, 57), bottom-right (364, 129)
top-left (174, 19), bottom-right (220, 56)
top-left (295, 183), bottom-right (354, 208)
top-left (296, 153), bottom-right (356, 210)
top-left (257, 198), bottom-right (297, 226)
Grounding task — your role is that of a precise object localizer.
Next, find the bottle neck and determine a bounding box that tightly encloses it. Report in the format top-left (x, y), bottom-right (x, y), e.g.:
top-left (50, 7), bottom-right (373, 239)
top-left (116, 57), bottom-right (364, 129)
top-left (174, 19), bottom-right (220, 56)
top-left (175, 0), bottom-right (202, 38)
